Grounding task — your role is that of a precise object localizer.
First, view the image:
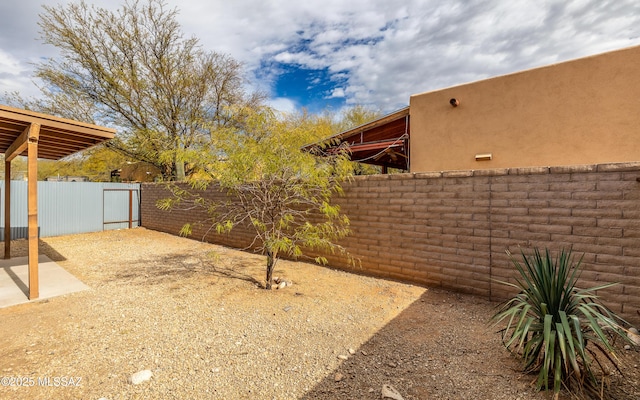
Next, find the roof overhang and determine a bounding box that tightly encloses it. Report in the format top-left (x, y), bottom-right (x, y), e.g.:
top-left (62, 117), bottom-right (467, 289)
top-left (304, 106), bottom-right (410, 171)
top-left (0, 105), bottom-right (116, 160)
top-left (0, 104), bottom-right (116, 301)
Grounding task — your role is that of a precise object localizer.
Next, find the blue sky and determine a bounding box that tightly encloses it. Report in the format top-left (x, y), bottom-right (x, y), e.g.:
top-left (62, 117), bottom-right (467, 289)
top-left (265, 63), bottom-right (347, 113)
top-left (2, 0), bottom-right (640, 115)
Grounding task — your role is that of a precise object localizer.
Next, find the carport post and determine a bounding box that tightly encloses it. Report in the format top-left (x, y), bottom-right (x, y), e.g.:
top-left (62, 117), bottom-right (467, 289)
top-left (27, 124), bottom-right (40, 300)
top-left (4, 159), bottom-right (10, 259)
top-left (0, 106), bottom-right (116, 301)
top-left (4, 122), bottom-right (40, 299)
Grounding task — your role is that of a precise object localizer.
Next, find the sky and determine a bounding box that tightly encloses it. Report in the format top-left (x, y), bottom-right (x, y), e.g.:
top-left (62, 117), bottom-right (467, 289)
top-left (1, 0), bottom-right (640, 115)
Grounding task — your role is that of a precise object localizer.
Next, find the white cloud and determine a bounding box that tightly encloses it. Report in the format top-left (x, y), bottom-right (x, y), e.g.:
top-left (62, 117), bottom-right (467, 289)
top-left (3, 0), bottom-right (640, 113)
top-left (267, 97), bottom-right (298, 114)
top-left (0, 49), bottom-right (42, 98)
top-left (0, 49), bottom-right (24, 74)
top-left (327, 88), bottom-right (345, 99)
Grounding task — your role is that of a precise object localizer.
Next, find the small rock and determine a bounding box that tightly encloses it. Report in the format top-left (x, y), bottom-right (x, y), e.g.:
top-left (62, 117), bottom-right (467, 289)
top-left (629, 327), bottom-right (639, 335)
top-left (629, 332), bottom-right (640, 346)
top-left (338, 355), bottom-right (349, 360)
top-left (129, 369), bottom-right (153, 385)
top-left (381, 384), bottom-right (404, 400)
top-left (624, 344), bottom-right (632, 350)
top-left (388, 362), bottom-right (397, 368)
top-left (361, 350), bottom-right (369, 356)
top-left (348, 348), bottom-right (356, 355)
top-left (334, 373), bottom-right (343, 382)
top-left (283, 306), bottom-right (292, 312)
top-left (278, 281), bottom-right (287, 290)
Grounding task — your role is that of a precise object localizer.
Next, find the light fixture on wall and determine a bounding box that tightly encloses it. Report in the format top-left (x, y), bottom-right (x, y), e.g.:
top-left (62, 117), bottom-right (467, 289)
top-left (449, 98), bottom-right (460, 107)
top-left (475, 153), bottom-right (492, 161)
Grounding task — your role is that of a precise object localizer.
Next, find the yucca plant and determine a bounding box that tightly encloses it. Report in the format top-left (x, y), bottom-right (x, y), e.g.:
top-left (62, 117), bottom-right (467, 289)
top-left (491, 247), bottom-right (629, 399)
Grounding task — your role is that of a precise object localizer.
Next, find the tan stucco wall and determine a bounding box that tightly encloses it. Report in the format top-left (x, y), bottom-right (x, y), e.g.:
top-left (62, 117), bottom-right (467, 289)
top-left (409, 45), bottom-right (640, 172)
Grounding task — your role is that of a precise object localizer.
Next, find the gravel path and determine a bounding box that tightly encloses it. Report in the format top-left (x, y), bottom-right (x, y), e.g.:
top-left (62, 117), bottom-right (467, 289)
top-left (0, 228), bottom-right (638, 399)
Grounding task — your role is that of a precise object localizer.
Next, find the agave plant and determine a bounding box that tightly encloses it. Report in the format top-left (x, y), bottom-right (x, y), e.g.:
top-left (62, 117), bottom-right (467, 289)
top-left (491, 247), bottom-right (629, 398)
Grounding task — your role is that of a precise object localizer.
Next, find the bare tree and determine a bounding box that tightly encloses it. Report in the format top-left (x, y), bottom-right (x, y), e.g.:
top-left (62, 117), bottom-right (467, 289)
top-left (33, 0), bottom-right (262, 180)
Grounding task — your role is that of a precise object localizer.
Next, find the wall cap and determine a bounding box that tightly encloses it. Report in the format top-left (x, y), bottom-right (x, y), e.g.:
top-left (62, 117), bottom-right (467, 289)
top-left (410, 162), bottom-right (640, 178)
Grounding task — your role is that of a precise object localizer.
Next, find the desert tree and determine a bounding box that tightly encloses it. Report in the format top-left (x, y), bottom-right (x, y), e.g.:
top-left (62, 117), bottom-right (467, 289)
top-left (335, 104), bottom-right (382, 132)
top-left (29, 0), bottom-right (262, 180)
top-left (159, 106), bottom-right (355, 289)
top-left (36, 144), bottom-right (132, 182)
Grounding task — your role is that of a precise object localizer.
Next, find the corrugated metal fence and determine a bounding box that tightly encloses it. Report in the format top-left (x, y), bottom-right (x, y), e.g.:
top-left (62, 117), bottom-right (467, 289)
top-left (0, 181), bottom-right (140, 240)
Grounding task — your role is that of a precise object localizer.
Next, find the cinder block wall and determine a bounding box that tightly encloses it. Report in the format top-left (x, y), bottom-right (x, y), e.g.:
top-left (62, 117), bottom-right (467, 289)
top-left (140, 183), bottom-right (257, 250)
top-left (141, 162), bottom-right (640, 323)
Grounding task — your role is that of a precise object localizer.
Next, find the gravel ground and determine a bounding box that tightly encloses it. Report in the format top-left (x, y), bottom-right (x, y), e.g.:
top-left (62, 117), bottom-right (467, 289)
top-left (0, 228), bottom-right (638, 400)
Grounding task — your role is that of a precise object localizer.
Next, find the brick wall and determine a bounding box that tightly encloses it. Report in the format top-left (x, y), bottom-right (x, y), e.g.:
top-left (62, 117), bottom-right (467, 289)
top-left (141, 183), bottom-right (257, 250)
top-left (141, 162), bottom-right (640, 324)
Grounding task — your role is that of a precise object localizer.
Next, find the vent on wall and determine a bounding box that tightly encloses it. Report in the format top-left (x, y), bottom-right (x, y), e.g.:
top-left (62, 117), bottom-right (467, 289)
top-left (475, 153), bottom-right (492, 161)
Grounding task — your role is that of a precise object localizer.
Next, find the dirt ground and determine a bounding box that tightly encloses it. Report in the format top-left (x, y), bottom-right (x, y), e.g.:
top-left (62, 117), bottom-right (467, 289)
top-left (0, 228), bottom-right (638, 399)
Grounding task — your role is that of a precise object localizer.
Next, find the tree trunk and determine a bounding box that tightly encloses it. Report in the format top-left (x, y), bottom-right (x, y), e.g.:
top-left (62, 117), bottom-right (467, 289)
top-left (175, 160), bottom-right (185, 181)
top-left (265, 251), bottom-right (275, 290)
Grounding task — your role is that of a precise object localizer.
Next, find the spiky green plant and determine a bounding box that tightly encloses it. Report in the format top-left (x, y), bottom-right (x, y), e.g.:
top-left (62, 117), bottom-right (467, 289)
top-left (491, 247), bottom-right (629, 398)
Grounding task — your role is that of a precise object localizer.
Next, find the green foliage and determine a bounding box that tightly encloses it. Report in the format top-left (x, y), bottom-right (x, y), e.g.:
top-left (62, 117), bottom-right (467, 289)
top-left (335, 104), bottom-right (382, 132)
top-left (0, 145), bottom-right (129, 182)
top-left (38, 145), bottom-right (131, 181)
top-left (492, 247), bottom-right (629, 398)
top-left (162, 106), bottom-right (355, 289)
top-left (24, 0), bottom-right (262, 181)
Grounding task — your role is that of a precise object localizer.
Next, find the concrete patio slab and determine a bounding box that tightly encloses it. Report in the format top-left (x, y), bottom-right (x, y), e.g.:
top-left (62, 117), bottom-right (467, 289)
top-left (0, 255), bottom-right (88, 308)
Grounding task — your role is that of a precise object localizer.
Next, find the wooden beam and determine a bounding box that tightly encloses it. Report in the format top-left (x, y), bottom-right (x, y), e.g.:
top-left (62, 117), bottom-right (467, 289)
top-left (27, 123), bottom-right (40, 300)
top-left (317, 106), bottom-right (409, 144)
top-left (0, 107), bottom-right (116, 138)
top-left (4, 160), bottom-right (10, 259)
top-left (4, 123), bottom-right (32, 162)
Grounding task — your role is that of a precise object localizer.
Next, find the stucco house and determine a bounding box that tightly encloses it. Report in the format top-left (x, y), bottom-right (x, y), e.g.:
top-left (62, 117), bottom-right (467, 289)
top-left (321, 44), bottom-right (640, 173)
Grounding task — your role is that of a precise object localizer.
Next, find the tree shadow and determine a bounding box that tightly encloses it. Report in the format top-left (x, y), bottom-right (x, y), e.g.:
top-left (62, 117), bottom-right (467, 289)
top-left (112, 251), bottom-right (263, 288)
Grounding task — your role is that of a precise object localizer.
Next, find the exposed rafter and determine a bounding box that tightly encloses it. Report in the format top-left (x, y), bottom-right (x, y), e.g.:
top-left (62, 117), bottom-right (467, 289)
top-left (0, 105), bottom-right (115, 160)
top-left (304, 107), bottom-right (410, 172)
top-left (0, 104), bottom-right (115, 300)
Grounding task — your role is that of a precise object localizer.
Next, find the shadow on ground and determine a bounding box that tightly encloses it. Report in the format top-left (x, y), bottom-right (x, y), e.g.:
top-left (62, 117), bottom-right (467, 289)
top-left (300, 287), bottom-right (640, 400)
top-left (300, 288), bottom-right (550, 400)
top-left (1, 239), bottom-right (67, 262)
top-left (112, 251), bottom-right (263, 288)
